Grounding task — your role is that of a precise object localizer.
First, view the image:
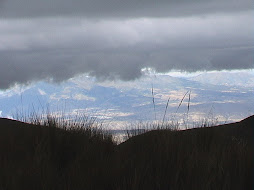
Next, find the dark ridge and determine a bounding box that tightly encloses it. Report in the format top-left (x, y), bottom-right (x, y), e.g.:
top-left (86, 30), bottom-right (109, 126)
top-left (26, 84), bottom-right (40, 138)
top-left (240, 114), bottom-right (254, 123)
top-left (115, 115), bottom-right (253, 190)
top-left (0, 115), bottom-right (253, 190)
top-left (0, 117), bottom-right (31, 127)
top-left (119, 114), bottom-right (254, 147)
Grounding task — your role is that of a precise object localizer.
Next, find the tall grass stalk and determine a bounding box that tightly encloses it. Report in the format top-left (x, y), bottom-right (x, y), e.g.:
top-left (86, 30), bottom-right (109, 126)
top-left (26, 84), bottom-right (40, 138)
top-left (185, 90), bottom-right (191, 129)
top-left (151, 83), bottom-right (157, 121)
top-left (162, 96), bottom-right (170, 125)
top-left (175, 90), bottom-right (189, 116)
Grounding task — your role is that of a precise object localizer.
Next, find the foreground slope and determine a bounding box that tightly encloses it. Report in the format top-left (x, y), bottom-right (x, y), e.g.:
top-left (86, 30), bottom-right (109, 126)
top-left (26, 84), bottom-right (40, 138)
top-left (0, 116), bottom-right (253, 190)
top-left (116, 115), bottom-right (253, 190)
top-left (0, 117), bottom-right (115, 190)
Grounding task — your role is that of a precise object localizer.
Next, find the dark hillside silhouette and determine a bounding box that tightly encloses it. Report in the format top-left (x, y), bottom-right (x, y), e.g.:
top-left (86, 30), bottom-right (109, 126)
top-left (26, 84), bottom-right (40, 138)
top-left (0, 115), bottom-right (253, 190)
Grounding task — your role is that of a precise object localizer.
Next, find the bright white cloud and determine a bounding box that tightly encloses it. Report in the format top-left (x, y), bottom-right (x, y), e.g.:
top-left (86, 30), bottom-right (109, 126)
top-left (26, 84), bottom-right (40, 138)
top-left (38, 88), bottom-right (46, 95)
top-left (73, 94), bottom-right (95, 101)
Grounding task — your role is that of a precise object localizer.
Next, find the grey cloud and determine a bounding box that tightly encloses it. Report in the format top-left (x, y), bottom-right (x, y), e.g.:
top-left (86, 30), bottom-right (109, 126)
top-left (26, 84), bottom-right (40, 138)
top-left (0, 13), bottom-right (253, 89)
top-left (0, 0), bottom-right (252, 18)
top-left (0, 50), bottom-right (145, 89)
top-left (147, 47), bottom-right (254, 72)
top-left (1, 47), bottom-right (253, 89)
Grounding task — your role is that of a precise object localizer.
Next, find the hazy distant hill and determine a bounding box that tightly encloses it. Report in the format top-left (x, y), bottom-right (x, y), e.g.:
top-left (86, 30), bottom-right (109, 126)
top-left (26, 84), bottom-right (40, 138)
top-left (189, 71), bottom-right (254, 87)
top-left (0, 72), bottom-right (253, 128)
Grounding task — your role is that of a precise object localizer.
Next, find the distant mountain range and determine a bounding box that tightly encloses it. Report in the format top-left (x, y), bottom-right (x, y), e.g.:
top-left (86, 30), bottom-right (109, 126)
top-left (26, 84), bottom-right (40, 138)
top-left (0, 71), bottom-right (253, 129)
top-left (189, 71), bottom-right (254, 87)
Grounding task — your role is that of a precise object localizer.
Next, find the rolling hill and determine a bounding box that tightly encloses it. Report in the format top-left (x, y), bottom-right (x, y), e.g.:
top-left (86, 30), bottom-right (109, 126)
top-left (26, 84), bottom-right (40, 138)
top-left (0, 115), bottom-right (253, 189)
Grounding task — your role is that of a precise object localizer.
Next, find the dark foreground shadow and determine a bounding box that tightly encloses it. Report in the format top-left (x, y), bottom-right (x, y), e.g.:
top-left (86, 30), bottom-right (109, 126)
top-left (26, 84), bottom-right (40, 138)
top-left (0, 115), bottom-right (253, 190)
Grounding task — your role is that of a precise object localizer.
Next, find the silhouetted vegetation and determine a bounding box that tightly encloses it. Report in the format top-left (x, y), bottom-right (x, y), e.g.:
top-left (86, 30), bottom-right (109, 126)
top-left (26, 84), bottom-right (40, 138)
top-left (0, 115), bottom-right (253, 190)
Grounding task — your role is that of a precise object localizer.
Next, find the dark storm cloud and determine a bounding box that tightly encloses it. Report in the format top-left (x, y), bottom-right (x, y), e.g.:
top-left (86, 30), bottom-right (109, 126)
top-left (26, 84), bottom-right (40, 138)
top-left (146, 47), bottom-right (254, 72)
top-left (1, 46), bottom-right (253, 89)
top-left (0, 3), bottom-right (253, 89)
top-left (0, 0), bottom-right (252, 18)
top-left (0, 49), bottom-right (146, 89)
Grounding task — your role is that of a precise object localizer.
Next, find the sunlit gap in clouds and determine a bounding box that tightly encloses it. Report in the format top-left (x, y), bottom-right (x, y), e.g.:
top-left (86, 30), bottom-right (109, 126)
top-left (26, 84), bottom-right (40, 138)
top-left (142, 67), bottom-right (254, 77)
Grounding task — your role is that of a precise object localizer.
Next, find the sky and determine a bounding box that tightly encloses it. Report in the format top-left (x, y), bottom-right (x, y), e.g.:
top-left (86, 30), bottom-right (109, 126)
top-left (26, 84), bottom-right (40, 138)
top-left (0, 0), bottom-right (253, 89)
